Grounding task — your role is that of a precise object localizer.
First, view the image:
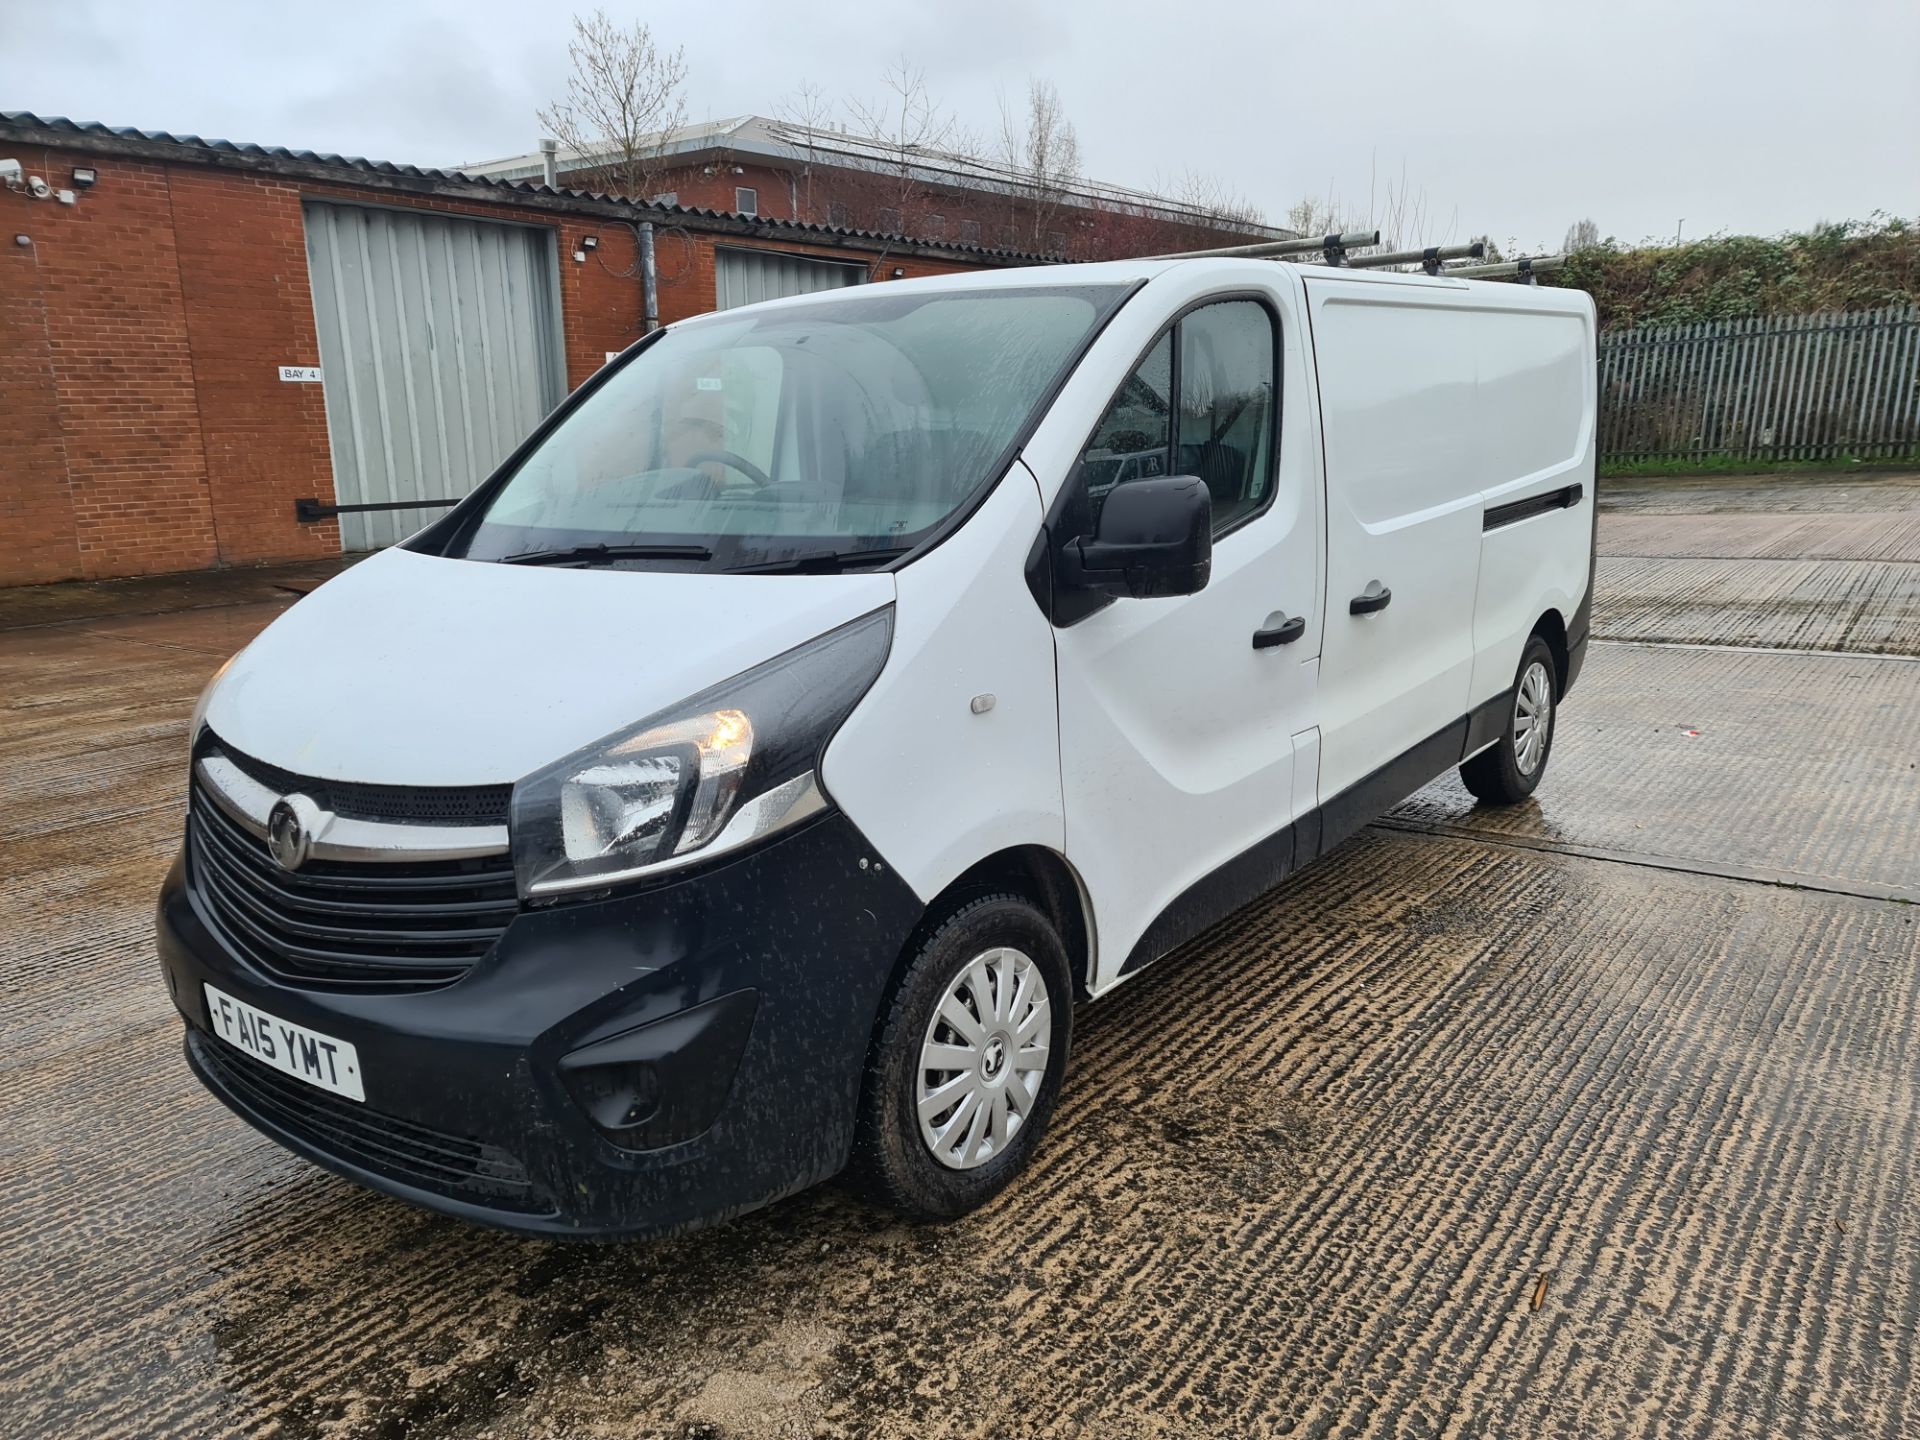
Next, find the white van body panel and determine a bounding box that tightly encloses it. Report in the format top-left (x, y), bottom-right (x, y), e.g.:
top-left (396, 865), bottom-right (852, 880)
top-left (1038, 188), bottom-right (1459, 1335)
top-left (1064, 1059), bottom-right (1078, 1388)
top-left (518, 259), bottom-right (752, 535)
top-left (823, 464), bottom-right (1066, 904)
top-left (1030, 263), bottom-right (1325, 988)
top-left (1464, 293), bottom-right (1597, 704)
top-left (1308, 277), bottom-right (1485, 798)
top-left (206, 546), bottom-right (893, 786)
top-left (1306, 273), bottom-right (1596, 798)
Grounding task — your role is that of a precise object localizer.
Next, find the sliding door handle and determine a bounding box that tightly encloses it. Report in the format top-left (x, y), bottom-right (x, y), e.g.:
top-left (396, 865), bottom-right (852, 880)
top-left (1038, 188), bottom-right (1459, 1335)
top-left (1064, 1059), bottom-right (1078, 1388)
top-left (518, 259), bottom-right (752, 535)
top-left (1349, 582), bottom-right (1392, 616)
top-left (1253, 614), bottom-right (1307, 649)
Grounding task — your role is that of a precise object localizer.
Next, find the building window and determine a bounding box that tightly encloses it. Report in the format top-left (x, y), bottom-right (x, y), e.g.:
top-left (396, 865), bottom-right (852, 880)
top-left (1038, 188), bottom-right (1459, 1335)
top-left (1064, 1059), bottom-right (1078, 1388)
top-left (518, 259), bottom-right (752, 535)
top-left (876, 207), bottom-right (901, 234)
top-left (924, 214), bottom-right (946, 238)
top-left (735, 187), bottom-right (758, 216)
top-left (1048, 231), bottom-right (1068, 255)
top-left (958, 219), bottom-right (982, 245)
top-left (828, 201), bottom-right (850, 228)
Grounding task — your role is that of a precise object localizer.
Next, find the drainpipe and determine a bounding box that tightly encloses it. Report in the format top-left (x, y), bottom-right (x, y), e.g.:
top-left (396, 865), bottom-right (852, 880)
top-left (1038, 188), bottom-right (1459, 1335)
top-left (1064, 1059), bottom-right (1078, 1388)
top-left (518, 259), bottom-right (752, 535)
top-left (538, 138), bottom-right (559, 188)
top-left (638, 221), bottom-right (660, 332)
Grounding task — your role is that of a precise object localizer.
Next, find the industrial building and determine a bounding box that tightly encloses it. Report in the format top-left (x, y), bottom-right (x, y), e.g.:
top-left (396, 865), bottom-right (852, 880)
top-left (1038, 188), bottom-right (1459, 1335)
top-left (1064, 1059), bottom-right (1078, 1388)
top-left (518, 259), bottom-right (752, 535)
top-left (0, 112), bottom-right (1040, 586)
top-left (462, 114), bottom-right (1286, 261)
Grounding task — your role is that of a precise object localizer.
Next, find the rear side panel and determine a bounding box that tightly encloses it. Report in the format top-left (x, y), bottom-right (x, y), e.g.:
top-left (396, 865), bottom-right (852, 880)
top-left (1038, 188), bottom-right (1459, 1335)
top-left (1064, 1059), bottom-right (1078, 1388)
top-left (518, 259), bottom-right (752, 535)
top-left (1307, 275), bottom-right (1596, 804)
top-left (1307, 279), bottom-right (1484, 800)
top-left (1464, 291), bottom-right (1597, 706)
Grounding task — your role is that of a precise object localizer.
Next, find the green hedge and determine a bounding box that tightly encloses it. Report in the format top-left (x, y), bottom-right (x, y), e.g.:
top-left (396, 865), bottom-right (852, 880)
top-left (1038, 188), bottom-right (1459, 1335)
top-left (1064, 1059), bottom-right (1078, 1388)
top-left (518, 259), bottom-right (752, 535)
top-left (1543, 216), bottom-right (1919, 331)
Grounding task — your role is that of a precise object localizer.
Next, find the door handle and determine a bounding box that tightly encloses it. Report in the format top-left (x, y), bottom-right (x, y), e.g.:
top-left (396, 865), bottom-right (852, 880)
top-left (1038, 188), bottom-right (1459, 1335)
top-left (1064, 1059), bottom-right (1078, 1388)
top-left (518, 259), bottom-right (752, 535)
top-left (1252, 614), bottom-right (1307, 649)
top-left (1349, 582), bottom-right (1392, 616)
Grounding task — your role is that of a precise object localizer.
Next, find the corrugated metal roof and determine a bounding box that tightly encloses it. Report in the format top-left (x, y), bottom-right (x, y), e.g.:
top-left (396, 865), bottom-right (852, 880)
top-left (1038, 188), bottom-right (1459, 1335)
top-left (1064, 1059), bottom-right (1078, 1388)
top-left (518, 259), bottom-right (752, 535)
top-left (460, 112), bottom-right (1294, 240)
top-left (0, 111), bottom-right (1053, 264)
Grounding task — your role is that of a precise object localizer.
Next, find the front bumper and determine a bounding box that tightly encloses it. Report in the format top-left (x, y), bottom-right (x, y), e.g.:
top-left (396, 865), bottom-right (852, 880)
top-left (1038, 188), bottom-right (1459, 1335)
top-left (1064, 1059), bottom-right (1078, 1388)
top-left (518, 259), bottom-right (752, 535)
top-left (157, 810), bottom-right (925, 1239)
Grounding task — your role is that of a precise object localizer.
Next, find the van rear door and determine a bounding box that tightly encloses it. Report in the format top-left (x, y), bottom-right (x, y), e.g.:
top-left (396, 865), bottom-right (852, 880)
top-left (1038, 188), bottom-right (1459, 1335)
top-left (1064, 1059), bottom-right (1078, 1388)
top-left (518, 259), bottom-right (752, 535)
top-left (1306, 277), bottom-right (1484, 824)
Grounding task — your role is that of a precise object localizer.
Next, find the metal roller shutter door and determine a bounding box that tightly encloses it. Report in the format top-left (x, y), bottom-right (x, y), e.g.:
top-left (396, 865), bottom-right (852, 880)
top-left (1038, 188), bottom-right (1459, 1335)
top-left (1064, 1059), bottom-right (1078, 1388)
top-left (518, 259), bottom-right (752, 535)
top-left (715, 247), bottom-right (865, 310)
top-left (304, 201), bottom-right (566, 551)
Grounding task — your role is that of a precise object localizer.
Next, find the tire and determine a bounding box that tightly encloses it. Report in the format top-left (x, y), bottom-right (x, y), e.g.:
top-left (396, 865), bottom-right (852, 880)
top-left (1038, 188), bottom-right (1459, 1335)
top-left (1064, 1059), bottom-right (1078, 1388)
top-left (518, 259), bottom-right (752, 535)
top-left (1461, 634), bottom-right (1559, 805)
top-left (849, 892), bottom-right (1073, 1221)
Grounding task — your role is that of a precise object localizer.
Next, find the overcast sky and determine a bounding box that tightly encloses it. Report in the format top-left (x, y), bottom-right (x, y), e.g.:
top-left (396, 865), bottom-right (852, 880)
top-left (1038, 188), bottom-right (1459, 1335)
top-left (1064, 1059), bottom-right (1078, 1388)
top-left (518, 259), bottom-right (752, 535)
top-left (5, 0), bottom-right (1916, 254)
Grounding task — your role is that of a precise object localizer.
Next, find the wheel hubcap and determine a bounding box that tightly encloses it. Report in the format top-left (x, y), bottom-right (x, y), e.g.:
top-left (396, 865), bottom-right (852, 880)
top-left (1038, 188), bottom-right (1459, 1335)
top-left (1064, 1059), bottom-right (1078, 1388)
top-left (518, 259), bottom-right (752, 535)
top-left (917, 946), bottom-right (1051, 1171)
top-left (1514, 660), bottom-right (1553, 776)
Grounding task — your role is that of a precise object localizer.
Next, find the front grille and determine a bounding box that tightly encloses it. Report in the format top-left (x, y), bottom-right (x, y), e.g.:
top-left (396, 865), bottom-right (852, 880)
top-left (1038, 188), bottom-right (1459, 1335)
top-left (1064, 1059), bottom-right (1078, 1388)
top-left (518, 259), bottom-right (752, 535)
top-left (187, 780), bottom-right (519, 992)
top-left (191, 1031), bottom-right (552, 1214)
top-left (210, 741), bottom-right (512, 825)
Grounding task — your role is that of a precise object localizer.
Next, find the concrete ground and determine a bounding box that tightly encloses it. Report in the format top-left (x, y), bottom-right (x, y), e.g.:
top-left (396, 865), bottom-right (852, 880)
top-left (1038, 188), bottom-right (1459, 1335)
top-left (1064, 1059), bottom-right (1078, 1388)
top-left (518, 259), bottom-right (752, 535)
top-left (4, 473), bottom-right (1917, 1439)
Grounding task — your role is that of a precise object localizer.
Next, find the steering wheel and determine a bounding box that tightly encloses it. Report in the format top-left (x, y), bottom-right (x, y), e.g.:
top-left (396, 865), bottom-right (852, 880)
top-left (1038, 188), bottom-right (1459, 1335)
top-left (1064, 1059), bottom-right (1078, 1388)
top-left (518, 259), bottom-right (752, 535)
top-left (683, 449), bottom-right (773, 488)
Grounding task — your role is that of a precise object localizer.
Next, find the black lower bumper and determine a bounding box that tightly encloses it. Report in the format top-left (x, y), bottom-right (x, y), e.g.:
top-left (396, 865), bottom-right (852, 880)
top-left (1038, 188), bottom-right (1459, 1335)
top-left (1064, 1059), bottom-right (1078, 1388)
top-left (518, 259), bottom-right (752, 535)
top-left (157, 810), bottom-right (925, 1239)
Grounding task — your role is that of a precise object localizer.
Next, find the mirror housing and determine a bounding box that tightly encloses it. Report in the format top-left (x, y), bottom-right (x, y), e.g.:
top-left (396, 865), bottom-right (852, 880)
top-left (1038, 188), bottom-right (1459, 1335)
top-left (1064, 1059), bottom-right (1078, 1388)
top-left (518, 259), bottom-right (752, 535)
top-left (1058, 475), bottom-right (1212, 600)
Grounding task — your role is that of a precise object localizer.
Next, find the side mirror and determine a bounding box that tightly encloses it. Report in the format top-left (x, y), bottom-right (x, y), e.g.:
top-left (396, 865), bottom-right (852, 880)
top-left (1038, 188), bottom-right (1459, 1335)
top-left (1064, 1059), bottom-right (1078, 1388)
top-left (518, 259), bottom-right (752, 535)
top-left (1059, 475), bottom-right (1212, 600)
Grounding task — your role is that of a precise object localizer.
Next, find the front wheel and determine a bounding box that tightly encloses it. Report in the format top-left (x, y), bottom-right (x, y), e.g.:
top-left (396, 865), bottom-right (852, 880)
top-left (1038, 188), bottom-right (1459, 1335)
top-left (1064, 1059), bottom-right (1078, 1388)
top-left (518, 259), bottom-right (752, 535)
top-left (1461, 635), bottom-right (1559, 805)
top-left (849, 893), bottom-right (1073, 1221)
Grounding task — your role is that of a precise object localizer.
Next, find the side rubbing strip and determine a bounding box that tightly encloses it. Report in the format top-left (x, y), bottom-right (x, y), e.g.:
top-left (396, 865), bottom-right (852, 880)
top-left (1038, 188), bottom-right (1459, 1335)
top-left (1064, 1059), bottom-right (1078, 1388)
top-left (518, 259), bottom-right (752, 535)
top-left (1485, 483), bottom-right (1584, 532)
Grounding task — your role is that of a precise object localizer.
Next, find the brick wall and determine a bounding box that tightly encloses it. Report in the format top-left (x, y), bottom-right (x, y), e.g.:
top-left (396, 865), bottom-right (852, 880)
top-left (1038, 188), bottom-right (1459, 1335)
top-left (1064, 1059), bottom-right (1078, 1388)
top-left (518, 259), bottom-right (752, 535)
top-left (2, 149), bottom-right (223, 581)
top-left (642, 153), bottom-right (1268, 261)
top-left (0, 141), bottom-right (992, 587)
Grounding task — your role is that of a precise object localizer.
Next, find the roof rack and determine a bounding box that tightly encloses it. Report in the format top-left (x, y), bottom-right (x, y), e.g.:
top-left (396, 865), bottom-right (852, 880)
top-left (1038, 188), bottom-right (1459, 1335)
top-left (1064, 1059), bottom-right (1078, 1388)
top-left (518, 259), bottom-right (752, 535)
top-left (1144, 234), bottom-right (1487, 272)
top-left (1141, 234), bottom-right (1568, 285)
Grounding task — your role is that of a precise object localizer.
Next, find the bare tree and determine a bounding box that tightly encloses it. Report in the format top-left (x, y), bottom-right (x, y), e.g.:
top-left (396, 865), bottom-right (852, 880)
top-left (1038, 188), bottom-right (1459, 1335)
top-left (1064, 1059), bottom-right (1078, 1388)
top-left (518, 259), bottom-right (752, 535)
top-left (1168, 169), bottom-right (1268, 230)
top-left (1563, 217), bottom-right (1601, 252)
top-left (844, 58), bottom-right (974, 233)
top-left (536, 9), bottom-right (689, 200)
top-left (773, 80), bottom-right (833, 224)
top-left (996, 78), bottom-right (1081, 253)
top-left (1286, 160), bottom-right (1459, 262)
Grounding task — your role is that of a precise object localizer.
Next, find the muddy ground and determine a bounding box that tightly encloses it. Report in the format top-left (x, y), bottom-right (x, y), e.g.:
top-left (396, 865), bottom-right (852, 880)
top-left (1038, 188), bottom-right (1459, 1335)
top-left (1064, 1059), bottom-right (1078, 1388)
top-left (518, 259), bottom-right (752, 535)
top-left (4, 471), bottom-right (1917, 1438)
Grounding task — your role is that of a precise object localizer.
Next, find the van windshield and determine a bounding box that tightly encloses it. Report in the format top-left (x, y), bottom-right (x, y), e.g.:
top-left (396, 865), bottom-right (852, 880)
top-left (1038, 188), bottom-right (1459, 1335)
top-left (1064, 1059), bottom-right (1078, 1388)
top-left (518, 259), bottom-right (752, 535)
top-left (452, 283), bottom-right (1130, 571)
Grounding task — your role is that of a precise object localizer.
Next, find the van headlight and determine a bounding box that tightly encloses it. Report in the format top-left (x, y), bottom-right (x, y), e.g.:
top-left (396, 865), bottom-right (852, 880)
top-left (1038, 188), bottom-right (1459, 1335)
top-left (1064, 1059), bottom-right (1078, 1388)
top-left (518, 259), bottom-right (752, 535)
top-left (510, 607), bottom-right (893, 900)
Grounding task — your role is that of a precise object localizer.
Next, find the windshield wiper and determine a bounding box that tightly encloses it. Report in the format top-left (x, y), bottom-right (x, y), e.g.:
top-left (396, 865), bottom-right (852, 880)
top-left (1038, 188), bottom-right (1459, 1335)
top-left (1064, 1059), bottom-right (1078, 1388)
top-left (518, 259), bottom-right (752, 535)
top-left (497, 542), bottom-right (714, 567)
top-left (725, 546), bottom-right (915, 575)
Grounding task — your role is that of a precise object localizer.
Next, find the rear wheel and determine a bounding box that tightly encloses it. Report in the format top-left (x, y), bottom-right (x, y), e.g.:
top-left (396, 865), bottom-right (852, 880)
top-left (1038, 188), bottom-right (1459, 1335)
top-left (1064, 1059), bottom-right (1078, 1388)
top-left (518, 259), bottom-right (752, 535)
top-left (1461, 634), bottom-right (1558, 805)
top-left (850, 893), bottom-right (1072, 1220)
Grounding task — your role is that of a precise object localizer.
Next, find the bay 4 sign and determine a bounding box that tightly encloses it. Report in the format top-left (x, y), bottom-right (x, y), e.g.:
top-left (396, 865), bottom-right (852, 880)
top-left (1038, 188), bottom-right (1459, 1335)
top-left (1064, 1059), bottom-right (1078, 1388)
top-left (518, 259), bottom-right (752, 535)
top-left (203, 983), bottom-right (364, 1101)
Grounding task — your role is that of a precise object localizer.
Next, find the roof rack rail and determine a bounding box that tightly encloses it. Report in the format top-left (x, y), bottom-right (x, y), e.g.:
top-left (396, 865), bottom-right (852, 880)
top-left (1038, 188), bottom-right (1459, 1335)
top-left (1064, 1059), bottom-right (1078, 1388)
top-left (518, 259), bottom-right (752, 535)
top-left (1344, 241), bottom-right (1486, 273)
top-left (1444, 254), bottom-right (1568, 285)
top-left (1140, 230), bottom-right (1379, 263)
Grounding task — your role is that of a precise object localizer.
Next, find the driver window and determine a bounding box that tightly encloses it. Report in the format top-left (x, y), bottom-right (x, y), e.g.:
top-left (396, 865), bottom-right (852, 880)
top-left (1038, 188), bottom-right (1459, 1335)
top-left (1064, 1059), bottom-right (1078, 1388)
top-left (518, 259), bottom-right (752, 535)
top-left (1178, 301), bottom-right (1275, 533)
top-left (1069, 300), bottom-right (1276, 538)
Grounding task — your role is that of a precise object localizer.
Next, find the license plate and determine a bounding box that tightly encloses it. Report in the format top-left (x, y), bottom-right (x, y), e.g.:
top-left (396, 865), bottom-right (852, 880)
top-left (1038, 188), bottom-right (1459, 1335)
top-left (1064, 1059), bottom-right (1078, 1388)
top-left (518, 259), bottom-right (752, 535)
top-left (203, 983), bottom-right (365, 1102)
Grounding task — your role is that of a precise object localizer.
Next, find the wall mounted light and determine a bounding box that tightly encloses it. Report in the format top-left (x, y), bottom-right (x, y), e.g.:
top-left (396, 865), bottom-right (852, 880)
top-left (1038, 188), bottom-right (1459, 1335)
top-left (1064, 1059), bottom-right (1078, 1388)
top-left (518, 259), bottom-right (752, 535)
top-left (890, 266), bottom-right (905, 279)
top-left (71, 166), bottom-right (97, 188)
top-left (582, 235), bottom-right (598, 250)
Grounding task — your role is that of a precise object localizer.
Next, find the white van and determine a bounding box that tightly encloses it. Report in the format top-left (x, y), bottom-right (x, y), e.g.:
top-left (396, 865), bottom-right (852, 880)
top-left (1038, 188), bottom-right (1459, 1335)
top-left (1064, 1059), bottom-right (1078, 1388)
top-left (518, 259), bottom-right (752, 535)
top-left (159, 258), bottom-right (1595, 1236)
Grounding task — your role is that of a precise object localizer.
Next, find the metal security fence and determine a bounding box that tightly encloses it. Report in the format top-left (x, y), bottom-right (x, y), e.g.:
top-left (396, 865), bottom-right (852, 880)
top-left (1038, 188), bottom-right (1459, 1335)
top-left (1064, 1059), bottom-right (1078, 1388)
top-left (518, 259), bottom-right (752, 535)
top-left (1598, 305), bottom-right (1920, 463)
